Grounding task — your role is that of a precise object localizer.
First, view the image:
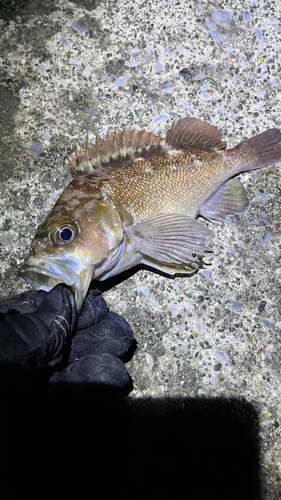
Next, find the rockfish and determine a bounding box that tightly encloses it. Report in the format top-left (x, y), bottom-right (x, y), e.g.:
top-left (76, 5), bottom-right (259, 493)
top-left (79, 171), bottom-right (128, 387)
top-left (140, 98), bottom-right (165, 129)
top-left (20, 118), bottom-right (281, 311)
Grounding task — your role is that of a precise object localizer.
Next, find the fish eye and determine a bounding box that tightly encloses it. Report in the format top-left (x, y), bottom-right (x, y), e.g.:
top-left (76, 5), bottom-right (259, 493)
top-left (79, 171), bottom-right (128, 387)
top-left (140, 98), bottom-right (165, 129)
top-left (60, 227), bottom-right (73, 241)
top-left (51, 221), bottom-right (78, 246)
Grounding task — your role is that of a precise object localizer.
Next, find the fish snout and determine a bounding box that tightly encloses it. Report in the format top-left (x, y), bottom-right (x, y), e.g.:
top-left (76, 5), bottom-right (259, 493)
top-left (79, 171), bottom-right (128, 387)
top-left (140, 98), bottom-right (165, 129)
top-left (19, 258), bottom-right (76, 290)
top-left (19, 257), bottom-right (94, 312)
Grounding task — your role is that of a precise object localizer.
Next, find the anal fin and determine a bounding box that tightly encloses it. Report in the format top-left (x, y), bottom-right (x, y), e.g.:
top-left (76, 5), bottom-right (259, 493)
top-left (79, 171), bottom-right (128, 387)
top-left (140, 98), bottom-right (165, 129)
top-left (200, 178), bottom-right (249, 223)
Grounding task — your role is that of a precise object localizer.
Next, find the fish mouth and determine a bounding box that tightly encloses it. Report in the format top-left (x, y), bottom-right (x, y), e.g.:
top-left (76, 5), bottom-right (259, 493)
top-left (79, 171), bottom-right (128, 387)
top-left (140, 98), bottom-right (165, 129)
top-left (19, 257), bottom-right (93, 312)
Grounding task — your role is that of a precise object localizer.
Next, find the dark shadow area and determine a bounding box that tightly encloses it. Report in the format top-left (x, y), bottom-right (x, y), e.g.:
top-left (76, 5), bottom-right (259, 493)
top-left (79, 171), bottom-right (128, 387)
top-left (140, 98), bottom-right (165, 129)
top-left (91, 264), bottom-right (144, 292)
top-left (0, 364), bottom-right (261, 500)
top-left (0, 0), bottom-right (54, 22)
top-left (91, 262), bottom-right (200, 293)
top-left (0, 0), bottom-right (105, 22)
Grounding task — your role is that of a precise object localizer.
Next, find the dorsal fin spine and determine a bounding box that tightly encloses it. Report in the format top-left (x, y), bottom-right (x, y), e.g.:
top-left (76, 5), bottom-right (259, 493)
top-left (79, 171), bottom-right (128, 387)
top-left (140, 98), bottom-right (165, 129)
top-left (68, 129), bottom-right (165, 177)
top-left (67, 117), bottom-right (226, 177)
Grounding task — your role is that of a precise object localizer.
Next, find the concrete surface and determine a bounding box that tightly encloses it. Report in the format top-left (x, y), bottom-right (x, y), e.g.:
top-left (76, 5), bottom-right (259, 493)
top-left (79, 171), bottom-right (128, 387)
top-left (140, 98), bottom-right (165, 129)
top-left (0, 0), bottom-right (280, 497)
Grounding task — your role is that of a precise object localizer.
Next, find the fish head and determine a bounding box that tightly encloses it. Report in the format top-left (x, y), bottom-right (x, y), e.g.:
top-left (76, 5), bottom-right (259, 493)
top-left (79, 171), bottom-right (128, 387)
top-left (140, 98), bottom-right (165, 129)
top-left (20, 178), bottom-right (124, 311)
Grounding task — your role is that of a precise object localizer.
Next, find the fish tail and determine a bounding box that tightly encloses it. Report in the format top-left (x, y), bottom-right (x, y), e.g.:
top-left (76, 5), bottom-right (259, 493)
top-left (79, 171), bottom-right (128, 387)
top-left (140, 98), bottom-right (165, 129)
top-left (235, 128), bottom-right (281, 171)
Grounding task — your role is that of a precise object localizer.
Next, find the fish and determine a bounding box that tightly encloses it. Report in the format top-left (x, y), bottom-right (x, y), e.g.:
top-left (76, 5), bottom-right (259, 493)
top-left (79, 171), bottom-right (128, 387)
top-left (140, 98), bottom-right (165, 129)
top-left (20, 117), bottom-right (281, 311)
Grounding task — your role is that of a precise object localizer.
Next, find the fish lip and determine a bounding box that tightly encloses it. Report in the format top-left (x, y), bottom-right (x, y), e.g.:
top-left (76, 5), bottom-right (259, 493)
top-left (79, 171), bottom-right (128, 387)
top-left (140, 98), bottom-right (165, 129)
top-left (19, 258), bottom-right (93, 312)
top-left (19, 260), bottom-right (77, 289)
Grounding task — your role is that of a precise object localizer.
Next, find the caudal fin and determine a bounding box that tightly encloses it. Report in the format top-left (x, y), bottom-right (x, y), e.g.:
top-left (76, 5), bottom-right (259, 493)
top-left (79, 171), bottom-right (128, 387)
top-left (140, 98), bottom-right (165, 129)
top-left (237, 128), bottom-right (281, 171)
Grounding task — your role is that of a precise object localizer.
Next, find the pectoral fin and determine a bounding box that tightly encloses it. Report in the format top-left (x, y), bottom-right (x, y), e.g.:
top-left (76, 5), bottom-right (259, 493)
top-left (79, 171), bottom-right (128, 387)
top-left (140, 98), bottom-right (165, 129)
top-left (126, 214), bottom-right (213, 264)
top-left (200, 178), bottom-right (249, 223)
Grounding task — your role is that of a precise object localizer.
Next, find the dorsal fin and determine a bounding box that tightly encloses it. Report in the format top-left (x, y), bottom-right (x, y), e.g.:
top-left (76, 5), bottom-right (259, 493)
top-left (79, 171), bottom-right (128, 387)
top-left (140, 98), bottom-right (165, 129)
top-left (67, 130), bottom-right (165, 177)
top-left (165, 117), bottom-right (227, 151)
top-left (67, 117), bottom-right (227, 177)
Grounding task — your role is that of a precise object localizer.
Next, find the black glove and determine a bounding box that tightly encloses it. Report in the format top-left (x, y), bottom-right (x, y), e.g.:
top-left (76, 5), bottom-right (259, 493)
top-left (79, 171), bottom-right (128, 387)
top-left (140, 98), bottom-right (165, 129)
top-left (49, 289), bottom-right (135, 392)
top-left (0, 285), bottom-right (135, 394)
top-left (0, 286), bottom-right (135, 495)
top-left (0, 284), bottom-right (77, 369)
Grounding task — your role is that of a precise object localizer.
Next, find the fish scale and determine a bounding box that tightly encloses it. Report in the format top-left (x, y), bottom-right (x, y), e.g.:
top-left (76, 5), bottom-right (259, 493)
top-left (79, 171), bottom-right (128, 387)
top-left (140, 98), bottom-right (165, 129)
top-left (20, 117), bottom-right (281, 311)
top-left (101, 149), bottom-right (249, 220)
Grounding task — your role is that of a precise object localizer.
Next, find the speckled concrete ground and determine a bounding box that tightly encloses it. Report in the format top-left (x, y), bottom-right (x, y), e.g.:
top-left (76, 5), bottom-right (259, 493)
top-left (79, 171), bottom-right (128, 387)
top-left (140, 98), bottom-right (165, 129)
top-left (0, 0), bottom-right (280, 497)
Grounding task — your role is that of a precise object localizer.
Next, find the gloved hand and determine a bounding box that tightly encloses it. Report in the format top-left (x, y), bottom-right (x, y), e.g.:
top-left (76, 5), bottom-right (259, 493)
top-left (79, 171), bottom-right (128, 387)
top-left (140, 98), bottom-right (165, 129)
top-left (49, 288), bottom-right (135, 391)
top-left (0, 284), bottom-right (77, 369)
top-left (0, 285), bottom-right (135, 394)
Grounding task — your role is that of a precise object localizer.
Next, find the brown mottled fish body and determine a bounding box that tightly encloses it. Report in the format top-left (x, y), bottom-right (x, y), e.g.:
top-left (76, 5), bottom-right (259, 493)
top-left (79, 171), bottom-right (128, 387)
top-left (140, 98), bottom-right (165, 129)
top-left (105, 149), bottom-right (244, 220)
top-left (20, 118), bottom-right (281, 310)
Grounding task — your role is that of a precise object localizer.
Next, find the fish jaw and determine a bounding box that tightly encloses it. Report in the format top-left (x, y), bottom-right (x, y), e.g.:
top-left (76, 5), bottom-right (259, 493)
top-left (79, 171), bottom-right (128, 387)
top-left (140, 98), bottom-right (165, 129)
top-left (19, 256), bottom-right (94, 313)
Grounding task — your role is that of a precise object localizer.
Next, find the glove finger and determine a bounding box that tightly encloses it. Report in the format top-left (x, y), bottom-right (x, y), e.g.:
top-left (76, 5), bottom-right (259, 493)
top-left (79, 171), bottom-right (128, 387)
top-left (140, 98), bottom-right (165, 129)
top-left (0, 285), bottom-right (77, 369)
top-left (0, 290), bottom-right (47, 315)
top-left (100, 312), bottom-right (135, 340)
top-left (69, 334), bottom-right (134, 361)
top-left (36, 284), bottom-right (77, 339)
top-left (49, 353), bottom-right (131, 390)
top-left (78, 312), bottom-right (134, 340)
top-left (77, 289), bottom-right (108, 331)
top-left (19, 285), bottom-right (78, 367)
top-left (71, 312), bottom-right (135, 359)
